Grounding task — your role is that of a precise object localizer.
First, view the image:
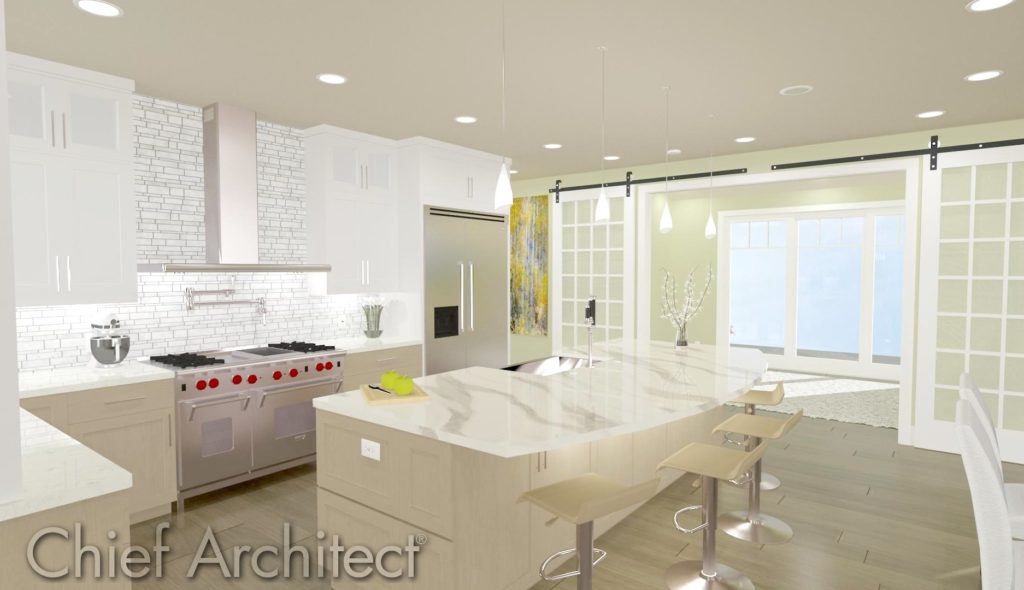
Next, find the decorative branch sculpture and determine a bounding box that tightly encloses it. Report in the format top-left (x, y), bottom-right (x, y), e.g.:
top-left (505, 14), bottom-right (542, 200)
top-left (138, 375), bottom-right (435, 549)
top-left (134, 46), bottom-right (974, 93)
top-left (660, 265), bottom-right (713, 348)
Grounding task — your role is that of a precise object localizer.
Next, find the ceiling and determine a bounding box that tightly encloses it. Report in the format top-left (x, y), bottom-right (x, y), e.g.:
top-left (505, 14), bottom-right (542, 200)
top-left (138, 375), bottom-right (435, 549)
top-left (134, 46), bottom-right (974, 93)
top-left (6, 0), bottom-right (1023, 179)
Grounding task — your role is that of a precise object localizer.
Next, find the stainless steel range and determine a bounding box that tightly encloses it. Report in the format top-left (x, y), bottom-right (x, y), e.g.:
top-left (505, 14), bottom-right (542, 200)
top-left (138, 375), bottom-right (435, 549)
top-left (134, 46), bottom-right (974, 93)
top-left (146, 342), bottom-right (345, 512)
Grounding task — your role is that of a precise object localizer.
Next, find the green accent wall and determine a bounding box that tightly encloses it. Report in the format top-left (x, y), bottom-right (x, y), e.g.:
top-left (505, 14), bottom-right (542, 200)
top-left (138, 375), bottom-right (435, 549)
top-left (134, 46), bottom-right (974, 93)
top-left (647, 172), bottom-right (905, 345)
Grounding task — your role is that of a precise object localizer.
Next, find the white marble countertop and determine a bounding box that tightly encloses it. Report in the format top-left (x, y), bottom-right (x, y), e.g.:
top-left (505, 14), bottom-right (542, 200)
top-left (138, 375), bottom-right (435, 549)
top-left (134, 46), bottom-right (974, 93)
top-left (19, 360), bottom-right (174, 399)
top-left (322, 337), bottom-right (422, 355)
top-left (0, 410), bottom-right (132, 523)
top-left (314, 340), bottom-right (766, 458)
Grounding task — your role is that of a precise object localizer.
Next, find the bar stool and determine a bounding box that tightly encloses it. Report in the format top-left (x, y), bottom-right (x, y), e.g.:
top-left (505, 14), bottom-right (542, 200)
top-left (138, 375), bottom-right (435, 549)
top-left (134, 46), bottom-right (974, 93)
top-left (519, 474), bottom-right (660, 589)
top-left (658, 440), bottom-right (768, 590)
top-left (732, 383), bottom-right (786, 491)
top-left (713, 410), bottom-right (803, 545)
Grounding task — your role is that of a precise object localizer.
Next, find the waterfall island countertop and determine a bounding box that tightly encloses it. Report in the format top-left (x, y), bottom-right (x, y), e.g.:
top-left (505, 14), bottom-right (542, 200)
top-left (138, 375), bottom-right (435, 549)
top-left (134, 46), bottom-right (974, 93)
top-left (313, 340), bottom-right (767, 458)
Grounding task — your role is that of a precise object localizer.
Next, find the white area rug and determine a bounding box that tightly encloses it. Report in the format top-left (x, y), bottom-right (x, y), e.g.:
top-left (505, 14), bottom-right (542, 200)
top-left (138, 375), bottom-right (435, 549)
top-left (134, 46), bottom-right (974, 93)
top-left (745, 371), bottom-right (899, 429)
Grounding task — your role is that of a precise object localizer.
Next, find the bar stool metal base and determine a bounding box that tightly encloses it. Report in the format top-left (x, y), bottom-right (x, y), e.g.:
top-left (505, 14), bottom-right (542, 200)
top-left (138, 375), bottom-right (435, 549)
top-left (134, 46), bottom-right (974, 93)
top-left (760, 473), bottom-right (781, 491)
top-left (719, 511), bottom-right (794, 544)
top-left (665, 560), bottom-right (755, 590)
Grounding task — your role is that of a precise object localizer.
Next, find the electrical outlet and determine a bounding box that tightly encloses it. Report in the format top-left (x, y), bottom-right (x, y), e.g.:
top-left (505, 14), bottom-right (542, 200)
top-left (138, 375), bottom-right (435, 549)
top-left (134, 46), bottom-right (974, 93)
top-left (360, 438), bottom-right (381, 461)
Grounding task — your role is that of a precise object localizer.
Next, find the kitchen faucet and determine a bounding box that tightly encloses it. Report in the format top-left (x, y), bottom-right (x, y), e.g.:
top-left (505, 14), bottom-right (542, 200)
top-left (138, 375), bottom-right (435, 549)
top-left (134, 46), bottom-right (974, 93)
top-left (585, 296), bottom-right (597, 368)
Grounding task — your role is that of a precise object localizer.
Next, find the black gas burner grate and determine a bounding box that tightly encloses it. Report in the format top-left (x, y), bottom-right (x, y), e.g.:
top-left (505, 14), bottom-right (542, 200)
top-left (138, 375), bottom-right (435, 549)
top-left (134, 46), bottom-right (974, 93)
top-left (150, 353), bottom-right (225, 369)
top-left (269, 341), bottom-right (336, 353)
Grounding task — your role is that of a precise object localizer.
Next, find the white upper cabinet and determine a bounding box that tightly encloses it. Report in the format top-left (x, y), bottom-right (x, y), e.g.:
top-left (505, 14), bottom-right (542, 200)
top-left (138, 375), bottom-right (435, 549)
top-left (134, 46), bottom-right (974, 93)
top-left (404, 138), bottom-right (504, 213)
top-left (7, 53), bottom-right (137, 306)
top-left (305, 126), bottom-right (402, 295)
top-left (309, 125), bottom-right (396, 199)
top-left (8, 53), bottom-right (133, 160)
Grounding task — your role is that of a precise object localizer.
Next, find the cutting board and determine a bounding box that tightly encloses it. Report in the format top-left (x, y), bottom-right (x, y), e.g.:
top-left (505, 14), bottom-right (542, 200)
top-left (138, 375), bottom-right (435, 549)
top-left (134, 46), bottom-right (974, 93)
top-left (360, 383), bottom-right (430, 406)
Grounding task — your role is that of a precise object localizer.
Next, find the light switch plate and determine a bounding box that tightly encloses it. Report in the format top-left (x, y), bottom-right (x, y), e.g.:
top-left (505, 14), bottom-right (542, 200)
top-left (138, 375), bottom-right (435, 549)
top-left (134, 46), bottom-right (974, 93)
top-left (360, 438), bottom-right (381, 461)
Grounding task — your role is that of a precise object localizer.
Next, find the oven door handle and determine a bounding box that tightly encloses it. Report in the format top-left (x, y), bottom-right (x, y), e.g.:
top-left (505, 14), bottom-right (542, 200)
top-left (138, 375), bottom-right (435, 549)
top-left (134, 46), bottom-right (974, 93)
top-left (187, 393), bottom-right (251, 421)
top-left (255, 376), bottom-right (344, 397)
top-left (257, 376), bottom-right (345, 407)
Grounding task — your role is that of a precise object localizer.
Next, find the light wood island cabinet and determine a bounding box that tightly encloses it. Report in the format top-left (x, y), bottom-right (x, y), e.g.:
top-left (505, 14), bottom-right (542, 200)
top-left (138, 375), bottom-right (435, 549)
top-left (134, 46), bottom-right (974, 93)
top-left (315, 406), bottom-right (727, 589)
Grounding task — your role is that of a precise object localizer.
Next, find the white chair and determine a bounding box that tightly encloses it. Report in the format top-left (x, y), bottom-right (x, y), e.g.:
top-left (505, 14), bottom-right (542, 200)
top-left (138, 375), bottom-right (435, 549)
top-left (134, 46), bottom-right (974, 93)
top-left (961, 373), bottom-right (1024, 540)
top-left (956, 399), bottom-right (1024, 590)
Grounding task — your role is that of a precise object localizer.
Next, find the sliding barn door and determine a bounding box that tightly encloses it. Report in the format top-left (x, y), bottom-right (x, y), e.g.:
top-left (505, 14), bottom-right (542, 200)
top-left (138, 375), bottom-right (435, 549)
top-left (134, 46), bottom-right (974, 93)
top-left (916, 146), bottom-right (1024, 462)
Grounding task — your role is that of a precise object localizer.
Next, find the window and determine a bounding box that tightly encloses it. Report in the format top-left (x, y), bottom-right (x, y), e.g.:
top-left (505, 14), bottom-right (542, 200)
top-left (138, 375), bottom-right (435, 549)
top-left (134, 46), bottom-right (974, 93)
top-left (797, 217), bottom-right (863, 359)
top-left (729, 220), bottom-right (787, 353)
top-left (725, 207), bottom-right (904, 372)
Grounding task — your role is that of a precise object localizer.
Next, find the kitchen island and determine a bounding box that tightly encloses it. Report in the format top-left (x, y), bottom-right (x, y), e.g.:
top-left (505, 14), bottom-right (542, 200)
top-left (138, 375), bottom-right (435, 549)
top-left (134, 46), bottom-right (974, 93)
top-left (313, 341), bottom-right (766, 589)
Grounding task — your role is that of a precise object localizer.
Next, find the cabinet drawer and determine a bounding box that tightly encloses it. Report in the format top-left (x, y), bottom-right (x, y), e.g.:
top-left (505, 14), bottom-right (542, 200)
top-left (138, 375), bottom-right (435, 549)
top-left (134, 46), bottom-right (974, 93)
top-left (317, 411), bottom-right (453, 538)
top-left (67, 379), bottom-right (173, 424)
top-left (318, 488), bottom-right (453, 589)
top-left (345, 346), bottom-right (422, 376)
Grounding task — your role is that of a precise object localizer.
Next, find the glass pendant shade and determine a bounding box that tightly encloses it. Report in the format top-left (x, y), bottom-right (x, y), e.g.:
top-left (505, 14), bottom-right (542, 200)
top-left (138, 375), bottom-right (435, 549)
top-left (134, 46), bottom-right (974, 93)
top-left (494, 162), bottom-right (514, 209)
top-left (659, 203), bottom-right (673, 234)
top-left (704, 212), bottom-right (717, 239)
top-left (594, 187), bottom-right (610, 222)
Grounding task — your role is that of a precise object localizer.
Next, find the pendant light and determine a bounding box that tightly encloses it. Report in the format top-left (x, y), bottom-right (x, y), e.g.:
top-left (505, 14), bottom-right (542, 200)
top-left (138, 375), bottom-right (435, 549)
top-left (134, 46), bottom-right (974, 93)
top-left (493, 2), bottom-right (514, 210)
top-left (705, 134), bottom-right (717, 239)
top-left (594, 47), bottom-right (611, 222)
top-left (659, 86), bottom-right (673, 234)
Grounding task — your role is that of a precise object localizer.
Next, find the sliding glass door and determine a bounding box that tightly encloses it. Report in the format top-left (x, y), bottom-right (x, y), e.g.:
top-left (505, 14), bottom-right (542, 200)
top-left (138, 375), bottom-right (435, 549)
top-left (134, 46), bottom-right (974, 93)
top-left (724, 205), bottom-right (904, 378)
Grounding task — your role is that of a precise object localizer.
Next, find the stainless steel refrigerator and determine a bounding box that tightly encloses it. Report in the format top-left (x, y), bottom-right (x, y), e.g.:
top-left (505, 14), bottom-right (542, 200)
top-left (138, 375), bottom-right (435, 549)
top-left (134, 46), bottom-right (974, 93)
top-left (424, 206), bottom-right (509, 375)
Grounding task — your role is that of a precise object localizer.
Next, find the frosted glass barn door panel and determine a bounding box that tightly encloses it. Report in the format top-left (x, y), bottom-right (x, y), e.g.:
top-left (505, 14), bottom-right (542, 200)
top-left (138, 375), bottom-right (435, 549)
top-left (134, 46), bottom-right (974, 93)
top-left (552, 190), bottom-right (634, 352)
top-left (917, 148), bottom-right (1024, 462)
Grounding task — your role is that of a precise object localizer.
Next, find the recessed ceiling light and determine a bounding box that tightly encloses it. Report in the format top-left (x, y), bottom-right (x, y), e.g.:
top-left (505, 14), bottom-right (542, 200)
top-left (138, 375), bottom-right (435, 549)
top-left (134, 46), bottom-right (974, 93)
top-left (604, 155), bottom-right (620, 161)
top-left (965, 70), bottom-right (1003, 82)
top-left (966, 0), bottom-right (1014, 11)
top-left (73, 0), bottom-right (123, 17)
top-left (543, 143), bottom-right (562, 150)
top-left (316, 73), bottom-right (347, 85)
top-left (666, 148), bottom-right (682, 155)
top-left (917, 110), bottom-right (946, 119)
top-left (454, 116), bottom-right (477, 124)
top-left (734, 136), bottom-right (756, 143)
top-left (509, 169), bottom-right (519, 175)
top-left (779, 85), bottom-right (814, 96)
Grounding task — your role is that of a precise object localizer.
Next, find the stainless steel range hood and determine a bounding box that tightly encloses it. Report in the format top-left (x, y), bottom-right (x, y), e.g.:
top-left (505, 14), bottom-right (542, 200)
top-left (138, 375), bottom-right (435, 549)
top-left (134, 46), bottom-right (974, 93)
top-left (138, 103), bottom-right (330, 273)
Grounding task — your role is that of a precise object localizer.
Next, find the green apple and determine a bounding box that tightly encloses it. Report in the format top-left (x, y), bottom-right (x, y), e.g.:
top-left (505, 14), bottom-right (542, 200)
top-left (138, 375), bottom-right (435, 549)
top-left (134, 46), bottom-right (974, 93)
top-left (380, 371), bottom-right (400, 390)
top-left (393, 376), bottom-right (414, 396)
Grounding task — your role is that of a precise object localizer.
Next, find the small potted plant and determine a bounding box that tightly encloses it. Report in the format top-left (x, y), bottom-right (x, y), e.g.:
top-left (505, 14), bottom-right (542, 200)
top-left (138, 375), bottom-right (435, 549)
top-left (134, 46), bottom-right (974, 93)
top-left (360, 295), bottom-right (386, 339)
top-left (660, 266), bottom-right (712, 349)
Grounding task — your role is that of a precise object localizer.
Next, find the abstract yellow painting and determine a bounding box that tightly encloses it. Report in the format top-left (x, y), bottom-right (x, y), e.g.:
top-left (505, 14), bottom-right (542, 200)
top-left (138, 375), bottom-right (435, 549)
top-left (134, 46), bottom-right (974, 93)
top-left (510, 195), bottom-right (549, 336)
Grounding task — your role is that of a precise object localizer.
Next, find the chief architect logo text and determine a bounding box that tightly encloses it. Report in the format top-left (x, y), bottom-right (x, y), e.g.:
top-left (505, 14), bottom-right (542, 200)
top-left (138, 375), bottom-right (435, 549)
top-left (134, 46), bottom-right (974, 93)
top-left (27, 522), bottom-right (425, 580)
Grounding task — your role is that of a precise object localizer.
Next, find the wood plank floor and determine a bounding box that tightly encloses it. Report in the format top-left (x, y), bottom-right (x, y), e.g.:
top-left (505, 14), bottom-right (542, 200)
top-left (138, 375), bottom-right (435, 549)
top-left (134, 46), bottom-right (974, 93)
top-left (131, 413), bottom-right (1019, 589)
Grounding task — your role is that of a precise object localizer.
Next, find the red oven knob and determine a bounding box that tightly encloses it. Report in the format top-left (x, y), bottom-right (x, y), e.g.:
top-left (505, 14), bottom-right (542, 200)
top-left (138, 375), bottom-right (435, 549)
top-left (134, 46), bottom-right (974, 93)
top-left (326, 361), bottom-right (334, 370)
top-left (209, 378), bottom-right (220, 389)
top-left (232, 375), bottom-right (243, 385)
top-left (248, 375), bottom-right (258, 384)
top-left (196, 379), bottom-right (207, 390)
top-left (316, 362), bottom-right (324, 372)
top-left (289, 368), bottom-right (299, 378)
top-left (273, 371), bottom-right (283, 381)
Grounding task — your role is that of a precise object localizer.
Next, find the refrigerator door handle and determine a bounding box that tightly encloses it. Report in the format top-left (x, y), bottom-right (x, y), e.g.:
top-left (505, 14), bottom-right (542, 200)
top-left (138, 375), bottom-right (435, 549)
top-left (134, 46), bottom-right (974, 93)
top-left (459, 262), bottom-right (465, 334)
top-left (469, 262), bottom-right (475, 332)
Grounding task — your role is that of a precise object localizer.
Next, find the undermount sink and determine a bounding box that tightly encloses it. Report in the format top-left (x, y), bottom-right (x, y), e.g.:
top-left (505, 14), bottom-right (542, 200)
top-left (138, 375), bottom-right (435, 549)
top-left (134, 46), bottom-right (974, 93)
top-left (501, 355), bottom-right (597, 376)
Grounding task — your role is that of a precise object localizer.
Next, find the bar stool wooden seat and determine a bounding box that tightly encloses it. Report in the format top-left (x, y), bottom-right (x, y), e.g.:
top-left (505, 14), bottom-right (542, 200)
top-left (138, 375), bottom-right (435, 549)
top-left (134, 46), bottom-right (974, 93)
top-left (519, 474), bottom-right (660, 589)
top-left (713, 410), bottom-right (803, 545)
top-left (732, 383), bottom-right (786, 491)
top-left (658, 441), bottom-right (768, 590)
